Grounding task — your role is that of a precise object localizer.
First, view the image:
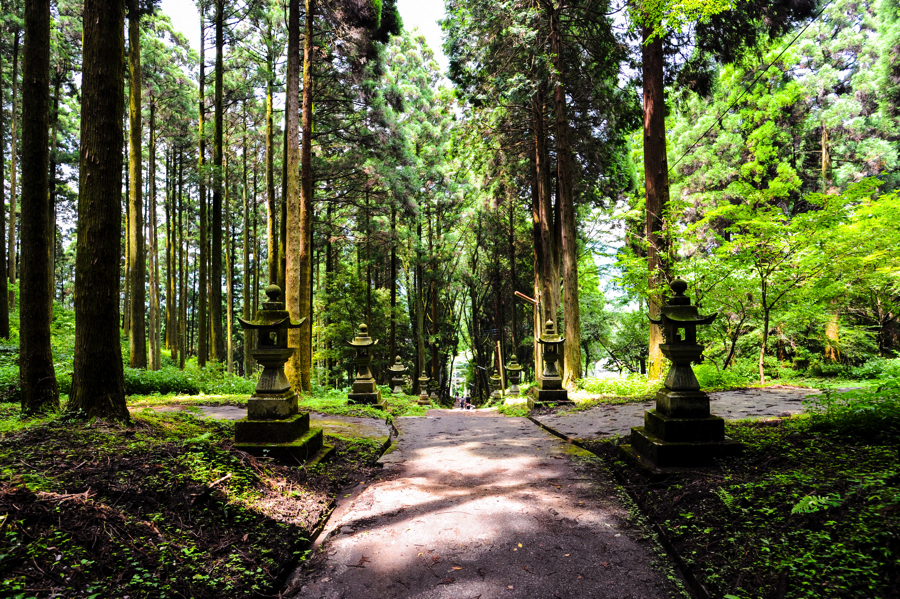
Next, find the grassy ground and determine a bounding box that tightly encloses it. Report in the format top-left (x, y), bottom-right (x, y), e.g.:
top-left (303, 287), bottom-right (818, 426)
top-left (589, 415), bottom-right (900, 599)
top-left (0, 404), bottom-right (388, 599)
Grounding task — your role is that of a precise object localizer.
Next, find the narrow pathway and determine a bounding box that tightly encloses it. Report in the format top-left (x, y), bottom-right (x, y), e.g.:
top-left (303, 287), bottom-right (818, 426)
top-left (286, 410), bottom-right (675, 599)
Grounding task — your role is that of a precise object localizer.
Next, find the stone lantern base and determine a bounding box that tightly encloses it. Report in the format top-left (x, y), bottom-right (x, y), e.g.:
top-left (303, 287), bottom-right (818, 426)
top-left (390, 376), bottom-right (405, 395)
top-left (527, 375), bottom-right (573, 409)
top-left (348, 377), bottom-right (387, 409)
top-left (235, 389), bottom-right (333, 465)
top-left (620, 387), bottom-right (742, 470)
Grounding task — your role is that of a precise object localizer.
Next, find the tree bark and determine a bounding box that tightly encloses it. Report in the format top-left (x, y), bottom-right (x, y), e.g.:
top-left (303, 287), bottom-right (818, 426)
top-left (20, 0), bottom-right (58, 413)
top-left (284, 0), bottom-right (304, 390)
top-left (0, 41), bottom-right (9, 339)
top-left (70, 0), bottom-right (127, 420)
top-left (243, 105), bottom-right (253, 375)
top-left (209, 0), bottom-right (225, 363)
top-left (265, 51), bottom-right (278, 285)
top-left (642, 24), bottom-right (670, 381)
top-left (548, 3), bottom-right (582, 387)
top-left (165, 149), bottom-right (176, 362)
top-left (148, 100), bottom-right (161, 370)
top-left (389, 203), bottom-right (396, 363)
top-left (198, 3), bottom-right (208, 367)
top-left (290, 0), bottom-right (315, 391)
top-left (7, 29), bottom-right (19, 289)
top-left (127, 0), bottom-right (146, 369)
top-left (48, 67), bottom-right (61, 308)
top-left (179, 148), bottom-right (187, 369)
top-left (225, 147), bottom-right (234, 374)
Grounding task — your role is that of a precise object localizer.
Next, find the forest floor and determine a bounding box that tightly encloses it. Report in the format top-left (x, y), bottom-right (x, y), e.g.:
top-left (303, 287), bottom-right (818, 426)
top-left (0, 404), bottom-right (391, 598)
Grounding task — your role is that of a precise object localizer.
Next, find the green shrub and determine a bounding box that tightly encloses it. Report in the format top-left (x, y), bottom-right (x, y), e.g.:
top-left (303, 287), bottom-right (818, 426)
top-left (123, 367), bottom-right (201, 395)
top-left (578, 374), bottom-right (660, 397)
top-left (693, 363), bottom-right (753, 390)
top-left (804, 379), bottom-right (900, 439)
top-left (850, 357), bottom-right (900, 380)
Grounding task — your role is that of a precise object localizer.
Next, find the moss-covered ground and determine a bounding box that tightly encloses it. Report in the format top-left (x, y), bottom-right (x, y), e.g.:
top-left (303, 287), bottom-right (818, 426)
top-left (0, 404), bottom-right (388, 599)
top-left (589, 417), bottom-right (900, 599)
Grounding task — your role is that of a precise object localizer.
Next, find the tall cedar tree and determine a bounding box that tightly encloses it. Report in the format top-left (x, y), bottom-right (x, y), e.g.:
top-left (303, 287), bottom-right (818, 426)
top-left (19, 0), bottom-right (58, 413)
top-left (70, 0), bottom-right (128, 421)
top-left (284, 0), bottom-right (303, 390)
top-left (127, 0), bottom-right (146, 368)
top-left (210, 0), bottom-right (225, 362)
top-left (7, 29), bottom-right (18, 289)
top-left (198, 1), bottom-right (208, 367)
top-left (0, 33), bottom-right (9, 339)
top-left (642, 25), bottom-right (668, 381)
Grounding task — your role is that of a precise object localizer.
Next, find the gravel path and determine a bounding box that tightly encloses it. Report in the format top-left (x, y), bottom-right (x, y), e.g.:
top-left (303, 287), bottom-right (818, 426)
top-left (285, 409), bottom-right (676, 599)
top-left (534, 386), bottom-right (824, 442)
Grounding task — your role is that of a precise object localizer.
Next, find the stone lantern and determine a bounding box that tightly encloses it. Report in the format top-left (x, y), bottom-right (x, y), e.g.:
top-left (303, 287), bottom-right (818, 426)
top-left (489, 369), bottom-right (503, 400)
top-left (235, 284), bottom-right (330, 464)
top-left (505, 354), bottom-right (523, 395)
top-left (417, 371), bottom-right (431, 406)
top-left (621, 279), bottom-right (742, 469)
top-left (529, 320), bottom-right (572, 408)
top-left (348, 324), bottom-right (385, 409)
top-left (387, 355), bottom-right (408, 395)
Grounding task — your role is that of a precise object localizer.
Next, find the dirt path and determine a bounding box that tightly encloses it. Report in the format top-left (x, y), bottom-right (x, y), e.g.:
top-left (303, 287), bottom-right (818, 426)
top-left (285, 410), bottom-right (676, 599)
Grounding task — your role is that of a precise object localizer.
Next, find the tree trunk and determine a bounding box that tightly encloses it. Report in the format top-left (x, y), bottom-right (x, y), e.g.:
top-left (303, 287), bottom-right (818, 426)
top-left (198, 3), bottom-right (208, 367)
top-left (243, 106), bottom-right (253, 375)
top-left (226, 148), bottom-right (234, 374)
top-left (70, 0), bottom-right (127, 420)
top-left (127, 2), bottom-right (146, 369)
top-left (389, 203), bottom-right (396, 362)
top-left (278, 122), bottom-right (287, 291)
top-left (284, 0), bottom-right (304, 390)
top-left (299, 0), bottom-right (316, 392)
top-left (265, 60), bottom-right (278, 285)
top-left (20, 0), bottom-right (58, 413)
top-left (8, 29), bottom-right (19, 290)
top-left (148, 101), bottom-right (161, 371)
top-left (166, 149), bottom-right (176, 363)
top-left (48, 67), bottom-right (61, 308)
top-left (530, 131), bottom-right (543, 381)
top-left (209, 0), bottom-right (225, 363)
top-left (0, 42), bottom-right (9, 339)
top-left (179, 149), bottom-right (187, 369)
top-left (548, 3), bottom-right (582, 387)
top-left (642, 23), bottom-right (670, 381)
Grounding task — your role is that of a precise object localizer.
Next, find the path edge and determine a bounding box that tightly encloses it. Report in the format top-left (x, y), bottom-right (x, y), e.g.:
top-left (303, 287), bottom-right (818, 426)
top-left (527, 415), bottom-right (712, 599)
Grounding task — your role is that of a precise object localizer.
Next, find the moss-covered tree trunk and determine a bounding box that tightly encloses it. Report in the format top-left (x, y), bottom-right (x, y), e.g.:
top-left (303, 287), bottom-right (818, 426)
top-left (242, 106), bottom-right (253, 375)
top-left (265, 43), bottom-right (278, 286)
top-left (70, 0), bottom-right (128, 421)
top-left (284, 0), bottom-right (303, 391)
top-left (127, 0), bottom-right (146, 369)
top-left (19, 0), bottom-right (58, 414)
top-left (642, 24), bottom-right (670, 381)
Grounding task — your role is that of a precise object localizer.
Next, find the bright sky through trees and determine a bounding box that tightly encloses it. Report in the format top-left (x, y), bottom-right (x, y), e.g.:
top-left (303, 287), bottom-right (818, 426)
top-left (159, 0), bottom-right (450, 73)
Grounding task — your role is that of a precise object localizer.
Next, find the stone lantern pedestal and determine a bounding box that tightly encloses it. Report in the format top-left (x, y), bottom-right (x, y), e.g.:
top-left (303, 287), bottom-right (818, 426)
top-left (235, 285), bottom-right (332, 464)
top-left (621, 280), bottom-right (743, 469)
top-left (529, 320), bottom-right (573, 409)
top-left (347, 324), bottom-right (386, 409)
top-left (505, 354), bottom-right (523, 396)
top-left (387, 356), bottom-right (408, 395)
top-left (417, 372), bottom-right (431, 406)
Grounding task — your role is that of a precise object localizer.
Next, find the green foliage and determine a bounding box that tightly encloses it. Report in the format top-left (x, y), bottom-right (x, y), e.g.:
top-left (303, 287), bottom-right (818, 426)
top-left (791, 493), bottom-right (843, 514)
top-left (578, 374), bottom-right (660, 398)
top-left (693, 363), bottom-right (754, 390)
top-left (804, 380), bottom-right (900, 439)
top-left (497, 402), bottom-right (530, 418)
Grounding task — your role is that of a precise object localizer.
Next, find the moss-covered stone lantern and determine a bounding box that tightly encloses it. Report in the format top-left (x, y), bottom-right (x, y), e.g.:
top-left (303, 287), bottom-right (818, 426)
top-left (530, 320), bottom-right (572, 408)
top-left (505, 354), bottom-right (523, 395)
top-left (387, 355), bottom-right (408, 395)
top-left (489, 369), bottom-right (503, 400)
top-left (621, 279), bottom-right (742, 469)
top-left (417, 371), bottom-right (431, 406)
top-left (234, 284), bottom-right (330, 464)
top-left (348, 324), bottom-right (385, 409)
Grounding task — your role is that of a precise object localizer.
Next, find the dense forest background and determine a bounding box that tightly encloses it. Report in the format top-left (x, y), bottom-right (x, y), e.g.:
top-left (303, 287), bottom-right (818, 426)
top-left (1, 0), bottom-right (899, 411)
